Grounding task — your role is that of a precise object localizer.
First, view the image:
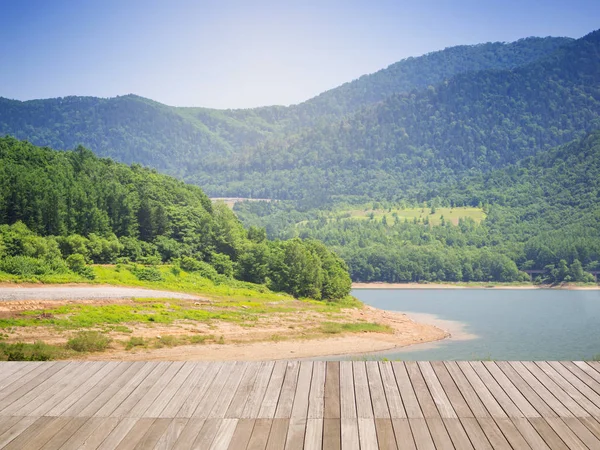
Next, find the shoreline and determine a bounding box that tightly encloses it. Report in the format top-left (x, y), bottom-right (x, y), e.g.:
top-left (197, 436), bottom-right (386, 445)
top-left (352, 282), bottom-right (600, 290)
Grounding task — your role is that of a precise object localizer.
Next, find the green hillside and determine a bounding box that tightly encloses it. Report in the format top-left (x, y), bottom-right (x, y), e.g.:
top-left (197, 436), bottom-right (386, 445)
top-left (0, 137), bottom-right (351, 299)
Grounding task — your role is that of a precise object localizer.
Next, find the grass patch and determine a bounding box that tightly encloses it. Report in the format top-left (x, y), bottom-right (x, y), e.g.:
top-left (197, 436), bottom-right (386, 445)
top-left (66, 331), bottom-right (112, 352)
top-left (125, 336), bottom-right (146, 350)
top-left (320, 322), bottom-right (392, 334)
top-left (331, 206), bottom-right (485, 226)
top-left (0, 341), bottom-right (68, 361)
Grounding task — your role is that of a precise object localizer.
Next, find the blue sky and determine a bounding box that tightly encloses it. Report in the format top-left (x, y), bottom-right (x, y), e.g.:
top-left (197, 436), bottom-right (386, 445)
top-left (1, 0), bottom-right (598, 108)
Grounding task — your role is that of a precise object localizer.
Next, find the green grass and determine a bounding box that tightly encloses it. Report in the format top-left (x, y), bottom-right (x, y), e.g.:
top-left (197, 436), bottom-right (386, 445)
top-left (66, 331), bottom-right (112, 352)
top-left (329, 206), bottom-right (485, 226)
top-left (320, 322), bottom-right (392, 334)
top-left (0, 341), bottom-right (71, 361)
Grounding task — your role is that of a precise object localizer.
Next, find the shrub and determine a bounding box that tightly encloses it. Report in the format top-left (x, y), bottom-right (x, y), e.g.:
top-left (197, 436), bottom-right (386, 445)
top-left (66, 331), bottom-right (111, 352)
top-left (125, 336), bottom-right (146, 350)
top-left (0, 341), bottom-right (60, 361)
top-left (0, 255), bottom-right (50, 276)
top-left (129, 265), bottom-right (164, 282)
top-left (210, 252), bottom-right (234, 277)
top-left (66, 254), bottom-right (96, 280)
top-left (179, 256), bottom-right (219, 281)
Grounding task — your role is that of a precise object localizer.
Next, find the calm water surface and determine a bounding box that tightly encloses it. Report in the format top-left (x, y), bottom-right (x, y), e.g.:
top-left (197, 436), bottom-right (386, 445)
top-left (349, 289), bottom-right (600, 361)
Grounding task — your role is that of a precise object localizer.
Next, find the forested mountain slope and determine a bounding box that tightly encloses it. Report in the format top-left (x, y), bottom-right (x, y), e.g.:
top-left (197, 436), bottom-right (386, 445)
top-left (235, 131), bottom-right (600, 283)
top-left (0, 37), bottom-right (572, 195)
top-left (0, 138), bottom-right (351, 299)
top-left (201, 30), bottom-right (600, 201)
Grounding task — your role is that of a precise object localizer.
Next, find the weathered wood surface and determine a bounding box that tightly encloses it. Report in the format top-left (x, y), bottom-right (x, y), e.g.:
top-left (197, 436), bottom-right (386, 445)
top-left (0, 361), bottom-right (598, 448)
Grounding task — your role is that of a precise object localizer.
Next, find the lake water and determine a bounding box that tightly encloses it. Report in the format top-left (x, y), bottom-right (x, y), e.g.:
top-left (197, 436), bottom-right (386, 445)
top-left (349, 288), bottom-right (600, 361)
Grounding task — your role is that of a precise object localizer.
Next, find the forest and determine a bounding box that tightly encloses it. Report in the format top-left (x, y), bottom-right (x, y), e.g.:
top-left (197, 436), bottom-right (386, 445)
top-left (1, 30), bottom-right (599, 284)
top-left (0, 138), bottom-right (351, 299)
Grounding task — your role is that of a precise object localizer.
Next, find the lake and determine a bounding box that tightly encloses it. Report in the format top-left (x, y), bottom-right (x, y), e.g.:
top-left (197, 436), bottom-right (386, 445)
top-left (350, 288), bottom-right (600, 361)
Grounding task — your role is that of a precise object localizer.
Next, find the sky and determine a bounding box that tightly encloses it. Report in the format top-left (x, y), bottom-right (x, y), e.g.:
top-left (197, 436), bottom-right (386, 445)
top-left (1, 0), bottom-right (599, 109)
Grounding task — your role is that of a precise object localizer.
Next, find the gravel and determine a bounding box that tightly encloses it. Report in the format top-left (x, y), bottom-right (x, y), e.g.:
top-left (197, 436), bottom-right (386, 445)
top-left (0, 286), bottom-right (199, 302)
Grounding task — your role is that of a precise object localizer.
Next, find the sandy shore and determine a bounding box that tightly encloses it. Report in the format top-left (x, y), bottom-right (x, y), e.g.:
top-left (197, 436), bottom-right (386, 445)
top-left (352, 282), bottom-right (600, 290)
top-left (82, 305), bottom-right (449, 361)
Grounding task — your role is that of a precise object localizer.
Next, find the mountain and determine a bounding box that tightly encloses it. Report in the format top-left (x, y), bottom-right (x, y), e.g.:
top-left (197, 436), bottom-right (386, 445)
top-left (198, 30), bottom-right (600, 201)
top-left (0, 137), bottom-right (351, 299)
top-left (0, 36), bottom-right (572, 194)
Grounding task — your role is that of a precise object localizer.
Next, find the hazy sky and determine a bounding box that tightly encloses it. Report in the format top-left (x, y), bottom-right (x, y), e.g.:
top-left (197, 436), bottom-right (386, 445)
top-left (1, 0), bottom-right (598, 109)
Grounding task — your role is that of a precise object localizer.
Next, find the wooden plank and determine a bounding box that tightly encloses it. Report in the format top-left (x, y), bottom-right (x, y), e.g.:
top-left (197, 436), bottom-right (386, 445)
top-left (494, 361), bottom-right (557, 418)
top-left (2, 362), bottom-right (91, 416)
top-left (544, 417), bottom-right (587, 450)
top-left (392, 362), bottom-right (423, 419)
top-left (171, 418), bottom-right (205, 450)
top-left (510, 417), bottom-right (550, 450)
top-left (304, 418), bottom-right (323, 450)
top-left (39, 417), bottom-right (88, 450)
top-left (529, 417), bottom-right (570, 450)
top-left (521, 361), bottom-right (589, 417)
top-left (208, 362), bottom-right (249, 419)
top-left (0, 362), bottom-right (43, 391)
top-left (418, 362), bottom-right (457, 419)
top-left (93, 362), bottom-right (156, 417)
top-left (284, 418), bottom-right (306, 450)
top-left (265, 418), bottom-right (289, 450)
top-left (143, 362), bottom-right (196, 418)
top-left (128, 361), bottom-right (185, 418)
top-left (375, 418), bottom-right (397, 450)
top-left (324, 361), bottom-right (340, 419)
top-left (159, 363), bottom-right (208, 418)
top-left (0, 416), bottom-right (40, 449)
top-left (558, 361), bottom-right (600, 396)
top-left (340, 361), bottom-right (357, 419)
top-left (536, 361), bottom-right (600, 416)
top-left (307, 361), bottom-right (325, 419)
top-left (444, 362), bottom-right (489, 419)
top-left (154, 418), bottom-right (189, 450)
top-left (407, 418), bottom-right (435, 450)
top-left (110, 362), bottom-right (173, 418)
top-left (390, 418), bottom-right (416, 450)
top-left (0, 416), bottom-right (22, 437)
top-left (379, 362), bottom-right (406, 419)
top-left (246, 418), bottom-right (272, 450)
top-left (130, 418), bottom-right (172, 449)
top-left (0, 362), bottom-right (72, 414)
top-left (476, 417), bottom-right (512, 450)
top-left (353, 361), bottom-right (374, 419)
top-left (366, 361), bottom-right (390, 418)
top-left (425, 417), bottom-right (454, 450)
top-left (290, 361), bottom-right (313, 419)
top-left (227, 418), bottom-right (255, 450)
top-left (62, 362), bottom-right (133, 417)
top-left (60, 417), bottom-right (114, 450)
top-left (177, 362), bottom-right (223, 418)
top-left (581, 417), bottom-right (600, 440)
top-left (113, 418), bottom-right (155, 449)
top-left (456, 361), bottom-right (506, 418)
top-left (562, 417), bottom-right (600, 449)
top-left (482, 361), bottom-right (540, 418)
top-left (78, 418), bottom-right (121, 450)
top-left (274, 361), bottom-right (300, 419)
top-left (358, 418), bottom-right (379, 450)
top-left (493, 417), bottom-right (532, 449)
top-left (258, 361), bottom-right (287, 419)
top-left (4, 416), bottom-right (69, 450)
top-left (405, 362), bottom-right (439, 419)
top-left (191, 362), bottom-right (236, 419)
top-left (225, 362), bottom-right (261, 418)
top-left (44, 362), bottom-right (121, 417)
top-left (242, 362), bottom-right (275, 419)
top-left (430, 361), bottom-right (472, 418)
top-left (459, 417), bottom-right (493, 450)
top-left (341, 418), bottom-right (360, 450)
top-left (322, 418), bottom-right (341, 450)
top-left (443, 418), bottom-right (474, 450)
top-left (469, 361), bottom-right (524, 418)
top-left (209, 419), bottom-right (238, 450)
top-left (191, 418), bottom-right (222, 449)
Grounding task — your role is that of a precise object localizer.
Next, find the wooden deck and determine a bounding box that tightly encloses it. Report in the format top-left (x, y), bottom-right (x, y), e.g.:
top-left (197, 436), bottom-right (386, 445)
top-left (0, 361), bottom-right (599, 449)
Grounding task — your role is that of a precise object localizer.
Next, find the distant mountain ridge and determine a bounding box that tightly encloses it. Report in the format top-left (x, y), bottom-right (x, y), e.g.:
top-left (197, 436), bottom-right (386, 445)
top-left (0, 34), bottom-right (587, 201)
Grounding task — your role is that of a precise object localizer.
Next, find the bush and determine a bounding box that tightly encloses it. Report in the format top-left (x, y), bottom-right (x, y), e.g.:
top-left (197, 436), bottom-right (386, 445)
top-left (129, 265), bottom-right (164, 282)
top-left (125, 336), bottom-right (146, 350)
top-left (66, 331), bottom-right (111, 352)
top-left (0, 255), bottom-right (51, 276)
top-left (179, 256), bottom-right (219, 281)
top-left (0, 341), bottom-right (58, 361)
top-left (210, 252), bottom-right (234, 277)
top-left (66, 254), bottom-right (96, 280)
